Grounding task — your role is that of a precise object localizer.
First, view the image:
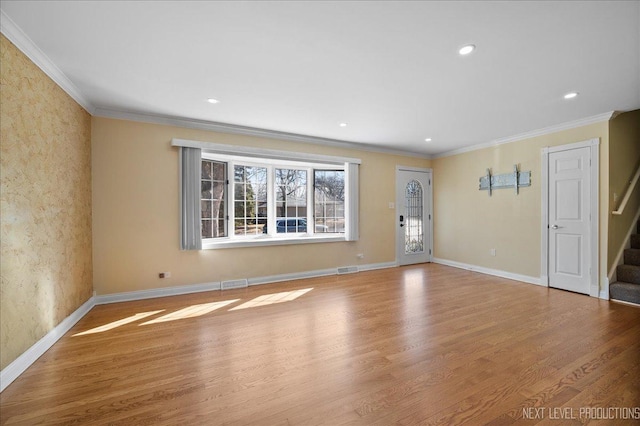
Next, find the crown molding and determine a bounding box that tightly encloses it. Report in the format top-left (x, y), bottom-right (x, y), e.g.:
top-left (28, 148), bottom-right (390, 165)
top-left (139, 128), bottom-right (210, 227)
top-left (433, 111), bottom-right (618, 159)
top-left (93, 107), bottom-right (433, 159)
top-left (0, 9), bottom-right (95, 114)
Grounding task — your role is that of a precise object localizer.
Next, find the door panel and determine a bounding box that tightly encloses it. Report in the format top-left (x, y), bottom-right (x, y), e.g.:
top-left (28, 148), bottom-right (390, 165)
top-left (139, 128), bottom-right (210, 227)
top-left (396, 169), bottom-right (431, 266)
top-left (548, 147), bottom-right (590, 294)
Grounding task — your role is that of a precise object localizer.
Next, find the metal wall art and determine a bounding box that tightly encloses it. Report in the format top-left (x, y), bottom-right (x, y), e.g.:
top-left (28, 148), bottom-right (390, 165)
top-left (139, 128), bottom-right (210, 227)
top-left (479, 164), bottom-right (531, 196)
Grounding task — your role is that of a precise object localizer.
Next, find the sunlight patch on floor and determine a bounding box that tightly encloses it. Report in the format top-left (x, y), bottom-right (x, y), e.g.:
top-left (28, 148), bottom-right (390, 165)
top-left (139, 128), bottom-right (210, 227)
top-left (73, 311), bottom-right (165, 336)
top-left (139, 299), bottom-right (239, 325)
top-left (229, 288), bottom-right (313, 311)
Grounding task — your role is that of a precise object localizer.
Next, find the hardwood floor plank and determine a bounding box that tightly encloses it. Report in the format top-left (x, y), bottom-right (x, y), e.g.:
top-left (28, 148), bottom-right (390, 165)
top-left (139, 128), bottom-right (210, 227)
top-left (1, 264), bottom-right (639, 425)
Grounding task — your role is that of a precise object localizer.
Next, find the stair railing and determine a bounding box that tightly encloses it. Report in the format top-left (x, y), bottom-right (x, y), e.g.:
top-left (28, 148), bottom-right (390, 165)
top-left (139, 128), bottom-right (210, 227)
top-left (612, 163), bottom-right (640, 215)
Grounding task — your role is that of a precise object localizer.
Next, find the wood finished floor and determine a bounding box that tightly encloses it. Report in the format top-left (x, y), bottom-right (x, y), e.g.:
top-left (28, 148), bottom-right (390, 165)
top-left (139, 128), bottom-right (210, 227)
top-left (1, 264), bottom-right (639, 425)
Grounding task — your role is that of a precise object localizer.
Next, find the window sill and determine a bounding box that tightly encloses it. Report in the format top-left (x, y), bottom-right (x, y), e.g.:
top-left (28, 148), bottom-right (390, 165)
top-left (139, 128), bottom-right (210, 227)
top-left (202, 234), bottom-right (346, 249)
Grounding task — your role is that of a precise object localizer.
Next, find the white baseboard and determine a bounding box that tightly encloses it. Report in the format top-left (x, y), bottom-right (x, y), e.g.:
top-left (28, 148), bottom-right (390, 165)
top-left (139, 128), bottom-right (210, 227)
top-left (249, 268), bottom-right (337, 286)
top-left (0, 260), bottom-right (396, 392)
top-left (248, 261), bottom-right (397, 286)
top-left (432, 258), bottom-right (543, 287)
top-left (0, 297), bottom-right (96, 393)
top-left (360, 261), bottom-right (398, 271)
top-left (95, 281), bottom-right (222, 305)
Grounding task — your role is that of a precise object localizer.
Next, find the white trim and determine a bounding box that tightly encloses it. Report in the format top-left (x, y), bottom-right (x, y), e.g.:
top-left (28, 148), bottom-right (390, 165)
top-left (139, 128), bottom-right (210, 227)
top-left (97, 107), bottom-right (431, 159)
top-left (589, 141), bottom-right (600, 298)
top-left (94, 281), bottom-right (222, 305)
top-left (428, 172), bottom-right (434, 263)
top-left (247, 263), bottom-right (391, 285)
top-left (0, 10), bottom-right (94, 114)
top-left (249, 268), bottom-right (338, 286)
top-left (608, 207), bottom-right (640, 282)
top-left (610, 298), bottom-right (640, 308)
top-left (203, 235), bottom-right (345, 249)
top-left (545, 137), bottom-right (599, 153)
top-left (541, 138), bottom-right (600, 298)
top-left (172, 138), bottom-right (362, 165)
top-left (248, 261), bottom-right (397, 285)
top-left (434, 112), bottom-right (616, 159)
top-left (0, 297), bottom-right (95, 393)
top-left (359, 261), bottom-right (399, 271)
top-left (432, 258), bottom-right (543, 286)
top-left (600, 278), bottom-right (610, 300)
top-left (396, 165), bottom-right (432, 173)
top-left (540, 147), bottom-right (549, 286)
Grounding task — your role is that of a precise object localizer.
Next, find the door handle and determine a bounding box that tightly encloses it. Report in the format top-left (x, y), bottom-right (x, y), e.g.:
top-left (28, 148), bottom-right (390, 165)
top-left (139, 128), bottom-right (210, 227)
top-left (399, 215), bottom-right (404, 227)
top-left (551, 224), bottom-right (561, 229)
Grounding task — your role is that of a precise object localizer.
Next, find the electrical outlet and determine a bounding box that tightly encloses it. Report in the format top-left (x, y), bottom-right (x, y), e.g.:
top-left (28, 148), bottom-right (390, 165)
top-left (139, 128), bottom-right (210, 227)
top-left (357, 253), bottom-right (364, 259)
top-left (388, 202), bottom-right (395, 209)
top-left (490, 248), bottom-right (496, 257)
top-left (159, 272), bottom-right (171, 279)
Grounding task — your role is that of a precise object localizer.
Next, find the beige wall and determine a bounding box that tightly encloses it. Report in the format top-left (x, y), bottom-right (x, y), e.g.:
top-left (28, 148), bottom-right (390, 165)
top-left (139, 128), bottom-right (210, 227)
top-left (608, 109), bottom-right (640, 274)
top-left (0, 36), bottom-right (93, 369)
top-left (91, 117), bottom-right (430, 295)
top-left (432, 121), bottom-right (610, 289)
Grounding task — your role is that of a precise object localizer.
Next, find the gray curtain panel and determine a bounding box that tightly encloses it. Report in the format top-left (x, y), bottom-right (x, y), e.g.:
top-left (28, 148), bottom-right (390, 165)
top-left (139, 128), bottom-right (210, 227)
top-left (345, 162), bottom-right (359, 241)
top-left (180, 147), bottom-right (202, 250)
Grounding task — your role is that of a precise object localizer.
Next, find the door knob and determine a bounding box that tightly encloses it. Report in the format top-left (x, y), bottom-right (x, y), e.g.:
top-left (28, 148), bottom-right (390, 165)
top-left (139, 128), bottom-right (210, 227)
top-left (551, 224), bottom-right (560, 229)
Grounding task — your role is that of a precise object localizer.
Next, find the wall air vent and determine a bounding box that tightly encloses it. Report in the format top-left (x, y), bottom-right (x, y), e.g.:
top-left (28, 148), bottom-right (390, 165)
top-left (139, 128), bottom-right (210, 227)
top-left (337, 266), bottom-right (359, 275)
top-left (221, 278), bottom-right (249, 290)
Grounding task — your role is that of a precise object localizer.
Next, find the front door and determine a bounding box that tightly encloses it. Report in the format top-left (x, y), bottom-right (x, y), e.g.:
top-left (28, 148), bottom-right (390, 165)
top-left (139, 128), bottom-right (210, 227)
top-left (396, 168), bottom-right (432, 266)
top-left (548, 146), bottom-right (592, 294)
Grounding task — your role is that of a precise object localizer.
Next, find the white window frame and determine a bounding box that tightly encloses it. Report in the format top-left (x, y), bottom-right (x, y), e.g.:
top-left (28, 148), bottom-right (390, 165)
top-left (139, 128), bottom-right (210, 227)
top-left (173, 138), bottom-right (360, 249)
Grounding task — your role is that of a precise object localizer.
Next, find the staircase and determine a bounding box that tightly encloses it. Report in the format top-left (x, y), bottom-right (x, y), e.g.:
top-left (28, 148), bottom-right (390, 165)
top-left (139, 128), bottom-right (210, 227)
top-left (610, 220), bottom-right (640, 305)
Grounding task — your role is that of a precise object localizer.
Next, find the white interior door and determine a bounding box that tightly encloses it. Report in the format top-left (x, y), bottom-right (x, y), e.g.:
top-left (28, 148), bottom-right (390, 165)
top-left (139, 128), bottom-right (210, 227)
top-left (548, 146), bottom-right (591, 294)
top-left (396, 168), bottom-right (432, 266)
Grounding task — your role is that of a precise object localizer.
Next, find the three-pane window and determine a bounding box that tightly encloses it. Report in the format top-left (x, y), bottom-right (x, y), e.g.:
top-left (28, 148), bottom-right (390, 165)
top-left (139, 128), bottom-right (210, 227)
top-left (202, 158), bottom-right (345, 241)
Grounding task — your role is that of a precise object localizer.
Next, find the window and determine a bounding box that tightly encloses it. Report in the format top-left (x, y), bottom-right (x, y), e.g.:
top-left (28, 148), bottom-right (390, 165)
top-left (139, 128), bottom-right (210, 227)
top-left (201, 160), bottom-right (227, 238)
top-left (174, 139), bottom-right (360, 249)
top-left (314, 170), bottom-right (345, 233)
top-left (275, 168), bottom-right (307, 234)
top-left (234, 165), bottom-right (267, 235)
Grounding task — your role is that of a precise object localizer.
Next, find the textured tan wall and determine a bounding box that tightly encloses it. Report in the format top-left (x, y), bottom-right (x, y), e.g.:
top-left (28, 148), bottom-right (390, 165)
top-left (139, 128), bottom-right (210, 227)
top-left (608, 109), bottom-right (640, 273)
top-left (432, 121), bottom-right (610, 290)
top-left (0, 35), bottom-right (93, 369)
top-left (91, 117), bottom-right (430, 295)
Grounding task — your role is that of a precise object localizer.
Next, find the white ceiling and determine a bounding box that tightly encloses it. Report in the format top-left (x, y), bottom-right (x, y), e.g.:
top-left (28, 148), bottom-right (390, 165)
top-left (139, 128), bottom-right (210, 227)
top-left (1, 1), bottom-right (639, 156)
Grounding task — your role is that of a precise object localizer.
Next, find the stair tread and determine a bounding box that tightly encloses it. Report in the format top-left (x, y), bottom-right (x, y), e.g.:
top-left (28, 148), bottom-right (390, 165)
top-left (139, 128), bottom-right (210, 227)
top-left (623, 248), bottom-right (640, 266)
top-left (616, 264), bottom-right (640, 285)
top-left (610, 281), bottom-right (640, 304)
top-left (611, 281), bottom-right (640, 287)
top-left (617, 264), bottom-right (640, 271)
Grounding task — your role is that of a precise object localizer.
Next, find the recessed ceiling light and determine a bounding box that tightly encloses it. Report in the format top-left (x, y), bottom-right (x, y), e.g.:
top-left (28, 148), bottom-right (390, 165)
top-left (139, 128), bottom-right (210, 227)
top-left (425, 138), bottom-right (432, 142)
top-left (563, 92), bottom-right (579, 100)
top-left (458, 44), bottom-right (475, 55)
top-left (207, 98), bottom-right (220, 104)
top-left (339, 122), bottom-right (348, 127)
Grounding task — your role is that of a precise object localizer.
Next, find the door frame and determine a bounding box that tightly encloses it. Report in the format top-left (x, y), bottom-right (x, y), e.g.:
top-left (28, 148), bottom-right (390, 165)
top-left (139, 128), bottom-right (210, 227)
top-left (540, 138), bottom-right (599, 297)
top-left (396, 166), bottom-right (433, 265)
